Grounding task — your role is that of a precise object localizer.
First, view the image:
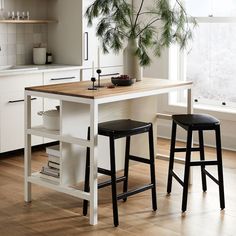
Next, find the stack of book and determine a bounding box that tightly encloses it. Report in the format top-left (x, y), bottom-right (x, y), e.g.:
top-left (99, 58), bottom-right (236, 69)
top-left (40, 144), bottom-right (60, 182)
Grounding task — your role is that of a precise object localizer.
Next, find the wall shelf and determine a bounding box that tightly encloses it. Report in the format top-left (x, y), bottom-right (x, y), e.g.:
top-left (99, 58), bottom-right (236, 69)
top-left (0, 19), bottom-right (58, 24)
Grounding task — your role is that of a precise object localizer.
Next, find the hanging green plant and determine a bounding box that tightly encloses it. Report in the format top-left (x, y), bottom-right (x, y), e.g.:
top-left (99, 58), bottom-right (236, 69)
top-left (85, 0), bottom-right (196, 66)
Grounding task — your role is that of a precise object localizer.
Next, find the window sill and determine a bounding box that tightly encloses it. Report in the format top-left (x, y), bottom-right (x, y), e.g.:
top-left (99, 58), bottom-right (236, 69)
top-left (167, 101), bottom-right (236, 122)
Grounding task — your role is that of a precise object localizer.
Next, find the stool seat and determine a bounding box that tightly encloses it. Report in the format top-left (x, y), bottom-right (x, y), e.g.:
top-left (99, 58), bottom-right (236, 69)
top-left (98, 119), bottom-right (151, 138)
top-left (172, 114), bottom-right (220, 130)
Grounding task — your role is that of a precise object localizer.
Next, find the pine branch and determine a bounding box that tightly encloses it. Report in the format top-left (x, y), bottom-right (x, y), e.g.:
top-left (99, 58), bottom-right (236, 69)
top-left (136, 17), bottom-right (161, 37)
top-left (133, 0), bottom-right (145, 35)
top-left (122, 0), bottom-right (133, 28)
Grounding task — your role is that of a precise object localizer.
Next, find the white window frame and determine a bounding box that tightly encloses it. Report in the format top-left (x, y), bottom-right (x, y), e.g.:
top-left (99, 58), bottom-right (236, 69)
top-left (166, 16), bottom-right (236, 121)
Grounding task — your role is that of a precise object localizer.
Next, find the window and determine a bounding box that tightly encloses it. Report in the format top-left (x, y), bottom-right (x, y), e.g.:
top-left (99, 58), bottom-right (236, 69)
top-left (170, 0), bottom-right (236, 109)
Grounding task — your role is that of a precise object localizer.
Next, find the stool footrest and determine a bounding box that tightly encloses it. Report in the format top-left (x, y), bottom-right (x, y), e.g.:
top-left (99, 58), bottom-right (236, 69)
top-left (98, 176), bottom-right (126, 189)
top-left (98, 167), bottom-right (112, 176)
top-left (171, 170), bottom-right (184, 186)
top-left (129, 155), bottom-right (151, 164)
top-left (190, 160), bottom-right (218, 166)
top-left (174, 147), bottom-right (201, 152)
top-left (204, 169), bottom-right (219, 185)
top-left (117, 184), bottom-right (154, 200)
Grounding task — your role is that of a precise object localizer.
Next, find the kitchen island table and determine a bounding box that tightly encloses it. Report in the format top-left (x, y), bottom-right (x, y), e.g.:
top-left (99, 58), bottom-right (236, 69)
top-left (24, 78), bottom-right (193, 225)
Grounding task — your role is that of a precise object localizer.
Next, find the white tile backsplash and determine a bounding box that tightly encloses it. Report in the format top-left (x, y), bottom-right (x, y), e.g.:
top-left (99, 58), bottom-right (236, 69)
top-left (7, 24), bottom-right (16, 34)
top-left (16, 24), bottom-right (25, 34)
top-left (16, 33), bottom-right (25, 44)
top-left (0, 23), bottom-right (48, 65)
top-left (25, 25), bottom-right (33, 34)
top-left (0, 55), bottom-right (7, 66)
top-left (7, 44), bottom-right (16, 56)
top-left (0, 44), bottom-right (8, 56)
top-left (0, 24), bottom-right (7, 33)
top-left (7, 55), bottom-right (16, 65)
top-left (16, 44), bottom-right (25, 55)
top-left (16, 54), bottom-right (25, 65)
top-left (0, 33), bottom-right (7, 44)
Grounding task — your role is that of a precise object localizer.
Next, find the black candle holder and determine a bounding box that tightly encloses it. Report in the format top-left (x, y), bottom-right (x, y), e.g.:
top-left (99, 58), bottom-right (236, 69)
top-left (95, 69), bottom-right (104, 88)
top-left (88, 77), bottom-right (97, 90)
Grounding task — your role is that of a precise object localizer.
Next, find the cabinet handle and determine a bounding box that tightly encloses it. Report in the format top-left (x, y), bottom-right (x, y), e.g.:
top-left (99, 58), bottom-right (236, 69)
top-left (84, 32), bottom-right (89, 61)
top-left (50, 76), bottom-right (76, 81)
top-left (8, 98), bottom-right (37, 103)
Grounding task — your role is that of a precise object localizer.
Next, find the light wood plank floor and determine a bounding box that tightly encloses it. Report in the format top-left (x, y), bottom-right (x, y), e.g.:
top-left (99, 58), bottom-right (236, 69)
top-left (0, 138), bottom-right (236, 236)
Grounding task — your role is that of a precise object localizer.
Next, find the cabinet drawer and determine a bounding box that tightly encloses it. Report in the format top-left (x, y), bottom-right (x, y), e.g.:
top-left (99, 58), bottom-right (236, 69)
top-left (0, 73), bottom-right (43, 92)
top-left (0, 91), bottom-right (43, 152)
top-left (44, 70), bottom-right (81, 85)
top-left (43, 70), bottom-right (81, 111)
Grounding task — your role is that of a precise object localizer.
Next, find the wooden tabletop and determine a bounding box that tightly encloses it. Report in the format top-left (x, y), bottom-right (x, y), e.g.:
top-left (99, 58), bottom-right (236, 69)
top-left (26, 78), bottom-right (192, 99)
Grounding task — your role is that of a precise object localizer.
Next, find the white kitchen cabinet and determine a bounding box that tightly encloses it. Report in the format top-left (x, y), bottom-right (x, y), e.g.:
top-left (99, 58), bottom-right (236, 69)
top-left (0, 68), bottom-right (82, 152)
top-left (82, 0), bottom-right (123, 68)
top-left (0, 74), bottom-right (43, 152)
top-left (48, 0), bottom-right (123, 68)
top-left (82, 0), bottom-right (99, 68)
top-left (48, 0), bottom-right (83, 65)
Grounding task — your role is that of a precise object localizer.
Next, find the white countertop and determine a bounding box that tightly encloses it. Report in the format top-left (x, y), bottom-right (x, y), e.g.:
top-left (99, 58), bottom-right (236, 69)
top-left (0, 64), bottom-right (82, 76)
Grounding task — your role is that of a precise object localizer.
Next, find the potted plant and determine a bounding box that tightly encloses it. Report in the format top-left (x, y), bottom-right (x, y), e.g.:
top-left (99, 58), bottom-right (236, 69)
top-left (85, 0), bottom-right (196, 81)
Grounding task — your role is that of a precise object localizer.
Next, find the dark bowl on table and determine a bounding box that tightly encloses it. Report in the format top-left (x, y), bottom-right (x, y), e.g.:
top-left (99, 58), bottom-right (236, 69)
top-left (111, 76), bottom-right (134, 86)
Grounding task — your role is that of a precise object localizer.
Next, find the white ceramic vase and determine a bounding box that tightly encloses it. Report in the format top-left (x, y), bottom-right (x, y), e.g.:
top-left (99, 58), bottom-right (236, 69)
top-left (33, 48), bottom-right (47, 65)
top-left (123, 39), bottom-right (143, 81)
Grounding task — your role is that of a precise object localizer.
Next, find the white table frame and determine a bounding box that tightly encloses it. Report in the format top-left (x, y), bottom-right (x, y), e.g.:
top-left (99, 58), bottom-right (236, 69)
top-left (24, 81), bottom-right (192, 225)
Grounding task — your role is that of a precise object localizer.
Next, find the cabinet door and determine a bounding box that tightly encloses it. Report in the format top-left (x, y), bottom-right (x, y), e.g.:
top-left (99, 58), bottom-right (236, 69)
top-left (0, 73), bottom-right (43, 152)
top-left (48, 0), bottom-right (83, 65)
top-left (82, 0), bottom-right (99, 68)
top-left (48, 0), bottom-right (123, 67)
top-left (83, 0), bottom-right (123, 68)
top-left (0, 91), bottom-right (43, 152)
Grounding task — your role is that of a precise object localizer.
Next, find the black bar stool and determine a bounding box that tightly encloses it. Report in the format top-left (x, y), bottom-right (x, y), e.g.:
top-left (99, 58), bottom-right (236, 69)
top-left (83, 119), bottom-right (157, 227)
top-left (167, 114), bottom-right (225, 212)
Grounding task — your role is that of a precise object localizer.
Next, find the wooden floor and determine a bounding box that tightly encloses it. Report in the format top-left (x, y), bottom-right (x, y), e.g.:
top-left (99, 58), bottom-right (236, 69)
top-left (0, 138), bottom-right (236, 236)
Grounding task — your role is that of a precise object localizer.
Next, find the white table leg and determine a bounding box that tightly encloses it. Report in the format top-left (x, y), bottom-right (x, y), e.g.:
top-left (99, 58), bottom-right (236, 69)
top-left (187, 88), bottom-right (193, 185)
top-left (24, 94), bottom-right (32, 202)
top-left (187, 88), bottom-right (193, 114)
top-left (89, 101), bottom-right (98, 225)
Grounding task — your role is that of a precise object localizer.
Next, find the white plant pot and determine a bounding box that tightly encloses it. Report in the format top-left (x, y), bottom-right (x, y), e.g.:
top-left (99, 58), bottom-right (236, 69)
top-left (123, 39), bottom-right (143, 81)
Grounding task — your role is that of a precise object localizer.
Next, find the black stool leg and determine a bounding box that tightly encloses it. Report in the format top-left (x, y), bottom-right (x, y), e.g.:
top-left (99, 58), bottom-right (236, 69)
top-left (123, 136), bottom-right (130, 202)
top-left (167, 121), bottom-right (177, 194)
top-left (215, 125), bottom-right (225, 210)
top-left (182, 128), bottom-right (193, 212)
top-left (149, 125), bottom-right (157, 211)
top-left (109, 136), bottom-right (119, 227)
top-left (199, 130), bottom-right (207, 192)
top-left (83, 127), bottom-right (90, 216)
